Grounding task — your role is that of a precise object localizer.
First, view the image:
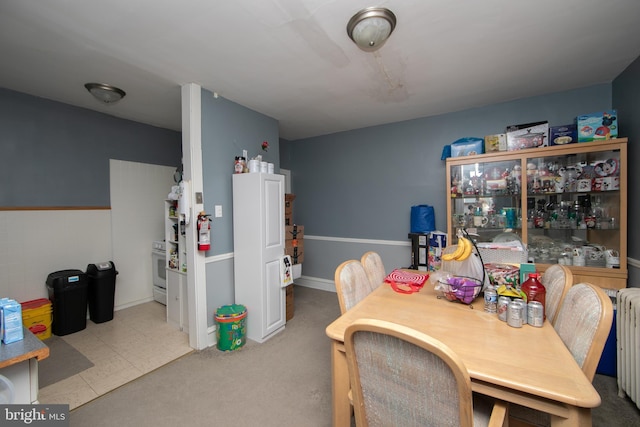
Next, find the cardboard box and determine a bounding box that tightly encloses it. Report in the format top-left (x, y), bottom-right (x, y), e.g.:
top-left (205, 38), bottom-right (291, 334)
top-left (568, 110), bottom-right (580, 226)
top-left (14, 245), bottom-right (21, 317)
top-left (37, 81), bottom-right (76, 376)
top-left (286, 284), bottom-right (294, 321)
top-left (285, 213), bottom-right (293, 226)
top-left (484, 134), bottom-right (507, 152)
top-left (285, 246), bottom-right (304, 263)
top-left (450, 137), bottom-right (484, 157)
top-left (576, 110), bottom-right (618, 142)
top-left (549, 124), bottom-right (577, 146)
top-left (506, 121), bottom-right (549, 151)
top-left (285, 225), bottom-right (304, 240)
top-left (285, 238), bottom-right (304, 252)
top-left (284, 193), bottom-right (295, 215)
top-left (428, 231), bottom-right (447, 272)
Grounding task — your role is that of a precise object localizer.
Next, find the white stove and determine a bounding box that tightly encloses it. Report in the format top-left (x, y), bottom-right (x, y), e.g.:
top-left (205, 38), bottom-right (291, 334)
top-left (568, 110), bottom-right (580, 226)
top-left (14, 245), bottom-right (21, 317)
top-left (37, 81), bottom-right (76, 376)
top-left (152, 240), bottom-right (167, 305)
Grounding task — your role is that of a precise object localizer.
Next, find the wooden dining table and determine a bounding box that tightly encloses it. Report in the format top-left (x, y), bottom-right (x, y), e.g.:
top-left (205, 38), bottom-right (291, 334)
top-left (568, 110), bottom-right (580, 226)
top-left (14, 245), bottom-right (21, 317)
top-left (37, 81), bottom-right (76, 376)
top-left (325, 278), bottom-right (601, 427)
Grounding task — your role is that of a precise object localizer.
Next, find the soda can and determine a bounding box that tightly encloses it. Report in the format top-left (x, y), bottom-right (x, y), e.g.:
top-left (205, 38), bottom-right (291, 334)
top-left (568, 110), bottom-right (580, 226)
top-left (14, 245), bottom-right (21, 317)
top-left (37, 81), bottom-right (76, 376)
top-left (507, 301), bottom-right (524, 328)
top-left (484, 289), bottom-right (498, 313)
top-left (514, 297), bottom-right (528, 324)
top-left (497, 296), bottom-right (510, 322)
top-left (528, 301), bottom-right (544, 327)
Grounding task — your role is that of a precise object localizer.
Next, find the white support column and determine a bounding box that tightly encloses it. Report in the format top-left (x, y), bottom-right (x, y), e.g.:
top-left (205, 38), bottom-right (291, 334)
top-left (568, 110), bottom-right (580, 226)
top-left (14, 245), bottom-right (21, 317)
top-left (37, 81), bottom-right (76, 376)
top-left (181, 83), bottom-right (208, 350)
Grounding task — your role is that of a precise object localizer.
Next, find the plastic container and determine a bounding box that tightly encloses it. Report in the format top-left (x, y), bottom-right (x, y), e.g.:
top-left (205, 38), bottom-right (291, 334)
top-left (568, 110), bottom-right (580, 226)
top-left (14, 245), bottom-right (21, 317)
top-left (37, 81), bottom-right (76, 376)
top-left (86, 261), bottom-right (118, 324)
top-left (0, 375), bottom-right (14, 404)
top-left (21, 298), bottom-right (52, 340)
top-left (46, 269), bottom-right (88, 336)
top-left (0, 298), bottom-right (24, 344)
top-left (597, 306), bottom-right (617, 377)
top-left (521, 273), bottom-right (546, 321)
top-left (215, 304), bottom-right (247, 351)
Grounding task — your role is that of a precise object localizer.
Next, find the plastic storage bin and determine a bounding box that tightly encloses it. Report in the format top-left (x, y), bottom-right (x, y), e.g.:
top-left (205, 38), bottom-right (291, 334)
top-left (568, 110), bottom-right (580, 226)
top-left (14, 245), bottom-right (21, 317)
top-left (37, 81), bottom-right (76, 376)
top-left (21, 298), bottom-right (52, 340)
top-left (46, 269), bottom-right (88, 336)
top-left (86, 261), bottom-right (118, 324)
top-left (215, 304), bottom-right (247, 351)
top-left (597, 306), bottom-right (617, 377)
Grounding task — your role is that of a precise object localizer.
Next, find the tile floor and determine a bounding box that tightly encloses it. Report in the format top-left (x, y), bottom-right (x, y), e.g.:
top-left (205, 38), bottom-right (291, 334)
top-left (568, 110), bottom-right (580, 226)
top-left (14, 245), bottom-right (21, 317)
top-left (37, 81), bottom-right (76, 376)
top-left (38, 301), bottom-right (193, 410)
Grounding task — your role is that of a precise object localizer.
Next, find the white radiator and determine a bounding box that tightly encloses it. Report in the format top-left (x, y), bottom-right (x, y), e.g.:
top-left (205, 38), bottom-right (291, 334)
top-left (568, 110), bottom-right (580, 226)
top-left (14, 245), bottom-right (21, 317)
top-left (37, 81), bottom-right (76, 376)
top-left (617, 288), bottom-right (640, 408)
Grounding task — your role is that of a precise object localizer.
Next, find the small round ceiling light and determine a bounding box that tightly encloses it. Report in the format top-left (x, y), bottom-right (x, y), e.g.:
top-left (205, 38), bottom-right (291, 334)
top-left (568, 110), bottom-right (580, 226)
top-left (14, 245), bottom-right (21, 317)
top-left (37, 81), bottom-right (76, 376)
top-left (347, 7), bottom-right (396, 52)
top-left (84, 83), bottom-right (126, 104)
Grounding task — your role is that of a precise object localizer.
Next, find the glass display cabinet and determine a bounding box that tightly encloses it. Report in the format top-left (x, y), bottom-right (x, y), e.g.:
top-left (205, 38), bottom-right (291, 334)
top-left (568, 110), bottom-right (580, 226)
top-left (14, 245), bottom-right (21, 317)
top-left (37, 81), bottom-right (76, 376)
top-left (446, 138), bottom-right (627, 290)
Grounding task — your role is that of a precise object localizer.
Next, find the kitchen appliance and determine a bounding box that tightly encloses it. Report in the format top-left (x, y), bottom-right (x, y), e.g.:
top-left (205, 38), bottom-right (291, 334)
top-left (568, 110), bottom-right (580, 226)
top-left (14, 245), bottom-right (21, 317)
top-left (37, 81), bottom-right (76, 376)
top-left (152, 240), bottom-right (167, 305)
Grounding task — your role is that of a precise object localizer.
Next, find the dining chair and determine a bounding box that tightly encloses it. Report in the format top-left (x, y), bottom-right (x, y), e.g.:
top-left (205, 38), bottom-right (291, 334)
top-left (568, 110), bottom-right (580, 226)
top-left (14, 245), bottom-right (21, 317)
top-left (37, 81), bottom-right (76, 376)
top-left (509, 282), bottom-right (613, 427)
top-left (334, 260), bottom-right (376, 314)
top-left (360, 251), bottom-right (386, 288)
top-left (345, 318), bottom-right (509, 427)
top-left (540, 263), bottom-right (573, 325)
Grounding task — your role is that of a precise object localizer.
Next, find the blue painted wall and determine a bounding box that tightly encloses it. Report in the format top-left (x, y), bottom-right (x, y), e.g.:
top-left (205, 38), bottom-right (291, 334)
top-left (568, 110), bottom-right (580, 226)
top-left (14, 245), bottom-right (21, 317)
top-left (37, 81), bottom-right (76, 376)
top-left (200, 89), bottom-right (280, 256)
top-left (0, 88), bottom-right (181, 206)
top-left (613, 55), bottom-right (640, 285)
top-left (200, 88), bottom-right (279, 319)
top-left (283, 84), bottom-right (611, 239)
top-left (281, 84), bottom-right (615, 281)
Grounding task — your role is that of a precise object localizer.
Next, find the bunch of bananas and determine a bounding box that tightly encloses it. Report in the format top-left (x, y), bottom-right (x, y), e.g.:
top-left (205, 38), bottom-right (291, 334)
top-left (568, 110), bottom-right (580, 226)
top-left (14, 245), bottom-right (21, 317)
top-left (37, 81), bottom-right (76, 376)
top-left (441, 236), bottom-right (473, 261)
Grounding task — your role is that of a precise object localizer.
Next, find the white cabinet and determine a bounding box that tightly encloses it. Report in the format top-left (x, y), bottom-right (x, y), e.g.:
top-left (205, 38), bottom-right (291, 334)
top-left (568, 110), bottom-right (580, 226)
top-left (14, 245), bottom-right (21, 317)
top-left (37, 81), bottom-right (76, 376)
top-left (165, 200), bottom-right (187, 274)
top-left (165, 200), bottom-right (188, 332)
top-left (0, 359), bottom-right (37, 404)
top-left (166, 270), bottom-right (180, 329)
top-left (233, 173), bottom-right (286, 343)
top-left (0, 328), bottom-right (48, 404)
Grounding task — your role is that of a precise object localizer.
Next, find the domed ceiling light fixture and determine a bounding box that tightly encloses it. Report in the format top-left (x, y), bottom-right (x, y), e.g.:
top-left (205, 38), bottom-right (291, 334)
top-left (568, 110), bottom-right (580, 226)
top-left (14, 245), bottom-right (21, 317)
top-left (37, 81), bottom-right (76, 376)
top-left (346, 7), bottom-right (396, 52)
top-left (84, 82), bottom-right (126, 104)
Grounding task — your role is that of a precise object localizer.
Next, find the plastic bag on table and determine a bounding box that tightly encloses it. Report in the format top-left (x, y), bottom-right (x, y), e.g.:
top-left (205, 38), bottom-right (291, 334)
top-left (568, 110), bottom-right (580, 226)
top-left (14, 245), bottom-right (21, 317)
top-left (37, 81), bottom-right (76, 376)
top-left (439, 244), bottom-right (490, 290)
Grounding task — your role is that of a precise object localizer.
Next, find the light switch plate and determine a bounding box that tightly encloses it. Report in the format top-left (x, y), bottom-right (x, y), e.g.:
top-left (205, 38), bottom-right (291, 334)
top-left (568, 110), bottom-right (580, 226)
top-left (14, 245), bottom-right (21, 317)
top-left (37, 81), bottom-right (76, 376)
top-left (214, 205), bottom-right (222, 218)
top-left (195, 192), bottom-right (203, 204)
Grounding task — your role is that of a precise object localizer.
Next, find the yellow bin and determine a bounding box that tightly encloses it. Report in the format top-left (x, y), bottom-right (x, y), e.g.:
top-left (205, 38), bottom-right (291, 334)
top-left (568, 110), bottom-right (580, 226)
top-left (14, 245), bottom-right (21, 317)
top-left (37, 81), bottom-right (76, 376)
top-left (21, 298), bottom-right (52, 340)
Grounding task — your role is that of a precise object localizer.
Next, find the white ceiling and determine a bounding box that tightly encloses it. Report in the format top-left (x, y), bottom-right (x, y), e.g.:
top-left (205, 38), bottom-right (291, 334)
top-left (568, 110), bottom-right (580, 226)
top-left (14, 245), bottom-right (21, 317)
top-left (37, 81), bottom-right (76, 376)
top-left (1, 1), bottom-right (640, 141)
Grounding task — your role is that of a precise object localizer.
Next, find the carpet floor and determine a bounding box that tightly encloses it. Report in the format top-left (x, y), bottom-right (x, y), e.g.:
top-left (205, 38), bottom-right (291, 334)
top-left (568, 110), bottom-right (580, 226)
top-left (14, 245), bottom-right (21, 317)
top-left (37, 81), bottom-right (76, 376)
top-left (68, 286), bottom-right (640, 426)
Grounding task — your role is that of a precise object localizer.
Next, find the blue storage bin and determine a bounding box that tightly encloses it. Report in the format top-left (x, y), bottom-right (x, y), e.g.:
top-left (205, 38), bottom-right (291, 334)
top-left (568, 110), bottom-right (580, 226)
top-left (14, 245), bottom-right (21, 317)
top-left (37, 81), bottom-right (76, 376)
top-left (596, 306), bottom-right (616, 377)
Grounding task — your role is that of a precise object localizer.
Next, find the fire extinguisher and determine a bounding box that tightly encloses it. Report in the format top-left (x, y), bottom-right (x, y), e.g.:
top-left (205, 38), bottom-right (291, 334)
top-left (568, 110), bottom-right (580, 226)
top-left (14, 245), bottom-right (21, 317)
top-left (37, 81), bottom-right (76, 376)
top-left (197, 211), bottom-right (211, 251)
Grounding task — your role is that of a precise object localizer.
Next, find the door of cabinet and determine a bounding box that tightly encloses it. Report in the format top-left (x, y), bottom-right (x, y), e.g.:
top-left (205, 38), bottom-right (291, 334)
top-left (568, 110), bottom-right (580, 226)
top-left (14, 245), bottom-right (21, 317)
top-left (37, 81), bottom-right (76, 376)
top-left (524, 141), bottom-right (627, 289)
top-left (166, 270), bottom-right (182, 330)
top-left (448, 158), bottom-right (523, 243)
top-left (233, 173), bottom-right (286, 343)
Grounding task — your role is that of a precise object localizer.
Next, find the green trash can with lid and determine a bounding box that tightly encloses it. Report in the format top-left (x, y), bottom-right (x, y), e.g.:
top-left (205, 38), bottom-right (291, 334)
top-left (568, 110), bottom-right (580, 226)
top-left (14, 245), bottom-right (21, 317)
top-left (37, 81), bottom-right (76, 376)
top-left (214, 304), bottom-right (247, 351)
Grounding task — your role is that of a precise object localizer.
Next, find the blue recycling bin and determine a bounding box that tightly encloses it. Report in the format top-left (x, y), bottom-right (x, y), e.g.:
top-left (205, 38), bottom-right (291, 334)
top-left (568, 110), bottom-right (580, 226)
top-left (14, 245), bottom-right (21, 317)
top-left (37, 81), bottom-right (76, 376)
top-left (596, 307), bottom-right (616, 377)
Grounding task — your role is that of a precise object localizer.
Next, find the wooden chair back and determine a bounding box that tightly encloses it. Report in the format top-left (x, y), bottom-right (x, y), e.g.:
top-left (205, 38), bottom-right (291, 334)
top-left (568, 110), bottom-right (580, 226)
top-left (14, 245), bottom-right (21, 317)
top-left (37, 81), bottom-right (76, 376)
top-left (553, 282), bottom-right (614, 381)
top-left (334, 260), bottom-right (375, 314)
top-left (360, 251), bottom-right (386, 288)
top-left (345, 318), bottom-right (508, 427)
top-left (541, 264), bottom-right (573, 325)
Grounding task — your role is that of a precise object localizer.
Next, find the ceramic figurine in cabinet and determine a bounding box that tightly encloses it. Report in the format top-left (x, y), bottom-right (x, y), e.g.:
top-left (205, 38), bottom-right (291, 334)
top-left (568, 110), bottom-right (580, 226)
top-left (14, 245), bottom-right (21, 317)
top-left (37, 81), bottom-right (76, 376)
top-left (451, 173), bottom-right (462, 196)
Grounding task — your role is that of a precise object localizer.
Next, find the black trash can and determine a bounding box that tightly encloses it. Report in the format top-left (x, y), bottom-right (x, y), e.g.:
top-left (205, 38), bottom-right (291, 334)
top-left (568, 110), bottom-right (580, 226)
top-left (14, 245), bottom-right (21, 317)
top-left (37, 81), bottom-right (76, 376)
top-left (86, 261), bottom-right (118, 324)
top-left (46, 269), bottom-right (88, 336)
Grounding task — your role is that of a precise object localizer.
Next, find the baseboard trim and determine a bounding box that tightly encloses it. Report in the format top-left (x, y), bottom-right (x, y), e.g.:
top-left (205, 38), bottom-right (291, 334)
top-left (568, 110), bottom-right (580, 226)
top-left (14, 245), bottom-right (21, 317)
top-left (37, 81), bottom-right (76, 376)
top-left (294, 276), bottom-right (336, 293)
top-left (115, 296), bottom-right (155, 312)
top-left (206, 325), bottom-right (217, 348)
